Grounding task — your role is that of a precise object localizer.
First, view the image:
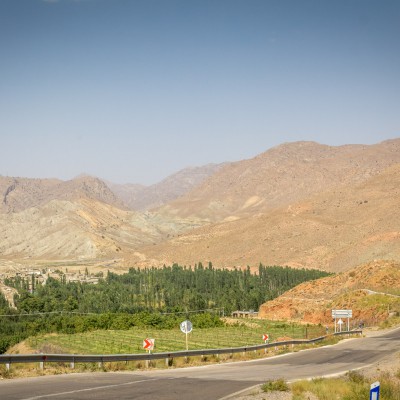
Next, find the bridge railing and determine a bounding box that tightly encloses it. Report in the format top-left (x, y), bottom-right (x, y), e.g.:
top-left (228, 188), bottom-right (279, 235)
top-left (0, 330), bottom-right (362, 371)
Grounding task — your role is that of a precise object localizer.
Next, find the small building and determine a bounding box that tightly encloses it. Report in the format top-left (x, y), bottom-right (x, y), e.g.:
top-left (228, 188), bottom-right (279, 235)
top-left (231, 310), bottom-right (259, 318)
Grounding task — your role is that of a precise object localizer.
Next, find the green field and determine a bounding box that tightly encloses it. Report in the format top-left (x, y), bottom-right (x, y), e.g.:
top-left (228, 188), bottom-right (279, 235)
top-left (28, 320), bottom-right (326, 355)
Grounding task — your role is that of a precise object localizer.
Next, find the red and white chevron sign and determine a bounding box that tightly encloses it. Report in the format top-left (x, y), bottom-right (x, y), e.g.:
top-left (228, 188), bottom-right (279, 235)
top-left (143, 338), bottom-right (155, 351)
top-left (263, 334), bottom-right (269, 342)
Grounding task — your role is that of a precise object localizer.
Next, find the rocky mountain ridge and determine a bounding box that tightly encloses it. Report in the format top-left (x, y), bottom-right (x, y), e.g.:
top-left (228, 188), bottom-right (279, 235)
top-left (0, 139), bottom-right (399, 273)
top-left (0, 175), bottom-right (124, 213)
top-left (128, 161), bottom-right (400, 272)
top-left (159, 139), bottom-right (400, 221)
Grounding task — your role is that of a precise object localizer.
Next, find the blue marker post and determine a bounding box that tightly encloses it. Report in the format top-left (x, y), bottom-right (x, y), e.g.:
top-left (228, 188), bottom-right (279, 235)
top-left (370, 381), bottom-right (380, 400)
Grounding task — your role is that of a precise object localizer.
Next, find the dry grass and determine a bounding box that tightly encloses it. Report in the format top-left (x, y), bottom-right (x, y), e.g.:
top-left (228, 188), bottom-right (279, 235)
top-left (291, 368), bottom-right (400, 400)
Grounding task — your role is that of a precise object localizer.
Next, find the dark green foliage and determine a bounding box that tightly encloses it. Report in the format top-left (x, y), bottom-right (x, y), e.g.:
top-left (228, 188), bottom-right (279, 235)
top-left (6, 264), bottom-right (329, 316)
top-left (0, 263), bottom-right (330, 353)
top-left (0, 294), bottom-right (26, 352)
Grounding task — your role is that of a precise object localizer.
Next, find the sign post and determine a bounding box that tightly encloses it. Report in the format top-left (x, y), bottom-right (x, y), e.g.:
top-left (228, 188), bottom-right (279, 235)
top-left (143, 338), bottom-right (155, 367)
top-left (180, 320), bottom-right (193, 351)
top-left (332, 310), bottom-right (352, 333)
top-left (370, 381), bottom-right (380, 400)
top-left (337, 319), bottom-right (343, 332)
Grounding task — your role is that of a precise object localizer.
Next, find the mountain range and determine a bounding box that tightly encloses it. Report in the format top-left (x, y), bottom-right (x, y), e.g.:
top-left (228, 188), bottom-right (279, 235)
top-left (0, 139), bottom-right (399, 273)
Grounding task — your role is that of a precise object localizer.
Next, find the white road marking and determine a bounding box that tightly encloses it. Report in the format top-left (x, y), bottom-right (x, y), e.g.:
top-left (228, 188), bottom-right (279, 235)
top-left (21, 378), bottom-right (160, 399)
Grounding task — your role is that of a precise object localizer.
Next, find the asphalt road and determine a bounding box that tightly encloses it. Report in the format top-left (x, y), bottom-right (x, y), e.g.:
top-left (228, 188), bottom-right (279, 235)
top-left (1, 327), bottom-right (399, 400)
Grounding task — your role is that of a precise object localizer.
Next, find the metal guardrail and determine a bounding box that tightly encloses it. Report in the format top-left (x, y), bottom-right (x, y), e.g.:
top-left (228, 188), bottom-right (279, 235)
top-left (0, 330), bottom-right (362, 370)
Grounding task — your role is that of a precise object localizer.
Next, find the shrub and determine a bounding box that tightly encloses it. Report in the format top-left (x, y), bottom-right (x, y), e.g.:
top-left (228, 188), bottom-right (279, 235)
top-left (261, 378), bottom-right (289, 392)
top-left (346, 370), bottom-right (366, 384)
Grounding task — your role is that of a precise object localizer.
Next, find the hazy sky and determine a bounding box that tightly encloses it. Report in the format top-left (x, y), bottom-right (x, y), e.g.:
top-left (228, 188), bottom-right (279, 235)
top-left (1, 0), bottom-right (399, 184)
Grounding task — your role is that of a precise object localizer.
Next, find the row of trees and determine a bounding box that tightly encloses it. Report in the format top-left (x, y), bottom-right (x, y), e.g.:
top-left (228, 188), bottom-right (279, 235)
top-left (0, 263), bottom-right (330, 353)
top-left (6, 263), bottom-right (330, 315)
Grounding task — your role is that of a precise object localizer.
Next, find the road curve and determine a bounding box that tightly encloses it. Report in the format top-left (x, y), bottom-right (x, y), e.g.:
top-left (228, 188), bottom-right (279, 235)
top-left (1, 327), bottom-right (399, 400)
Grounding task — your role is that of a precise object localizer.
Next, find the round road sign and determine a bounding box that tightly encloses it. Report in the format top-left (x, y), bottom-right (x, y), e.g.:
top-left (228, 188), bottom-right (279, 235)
top-left (180, 320), bottom-right (193, 334)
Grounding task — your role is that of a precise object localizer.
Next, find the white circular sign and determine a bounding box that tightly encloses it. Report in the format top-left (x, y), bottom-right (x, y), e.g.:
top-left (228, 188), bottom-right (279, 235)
top-left (180, 320), bottom-right (193, 334)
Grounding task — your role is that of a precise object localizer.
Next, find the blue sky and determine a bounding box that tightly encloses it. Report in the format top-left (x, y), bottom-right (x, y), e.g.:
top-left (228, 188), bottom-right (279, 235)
top-left (1, 0), bottom-right (399, 184)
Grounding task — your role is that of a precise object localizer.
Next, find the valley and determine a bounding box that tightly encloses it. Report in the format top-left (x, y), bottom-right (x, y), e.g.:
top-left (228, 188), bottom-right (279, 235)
top-left (0, 139), bottom-right (399, 364)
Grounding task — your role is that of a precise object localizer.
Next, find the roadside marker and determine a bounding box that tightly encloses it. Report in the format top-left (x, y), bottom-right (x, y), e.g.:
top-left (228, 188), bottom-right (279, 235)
top-left (370, 381), bottom-right (380, 400)
top-left (143, 338), bottom-right (155, 351)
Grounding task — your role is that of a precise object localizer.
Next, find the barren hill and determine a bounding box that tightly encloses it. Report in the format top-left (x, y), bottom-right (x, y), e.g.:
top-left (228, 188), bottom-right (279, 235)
top-left (108, 163), bottom-right (225, 211)
top-left (0, 197), bottom-right (197, 261)
top-left (160, 139), bottom-right (400, 221)
top-left (128, 162), bottom-right (400, 271)
top-left (258, 260), bottom-right (400, 326)
top-left (1, 139), bottom-right (399, 271)
top-left (0, 175), bottom-right (124, 213)
top-left (0, 171), bottom-right (210, 262)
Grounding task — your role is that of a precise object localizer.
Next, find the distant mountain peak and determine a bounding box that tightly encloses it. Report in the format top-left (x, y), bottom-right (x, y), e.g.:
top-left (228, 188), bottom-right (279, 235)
top-left (0, 174), bottom-right (124, 213)
top-left (107, 163), bottom-right (226, 211)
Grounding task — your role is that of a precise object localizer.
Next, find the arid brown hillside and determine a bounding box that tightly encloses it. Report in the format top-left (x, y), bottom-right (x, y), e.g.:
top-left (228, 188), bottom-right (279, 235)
top-left (108, 163), bottom-right (225, 211)
top-left (159, 139), bottom-right (400, 221)
top-left (258, 260), bottom-right (400, 326)
top-left (0, 175), bottom-right (124, 213)
top-left (1, 140), bottom-right (399, 271)
top-left (0, 197), bottom-right (198, 261)
top-left (128, 162), bottom-right (400, 271)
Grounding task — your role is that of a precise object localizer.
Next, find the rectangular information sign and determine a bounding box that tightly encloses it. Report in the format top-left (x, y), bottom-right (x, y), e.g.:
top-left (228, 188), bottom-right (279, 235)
top-left (332, 309), bottom-right (352, 318)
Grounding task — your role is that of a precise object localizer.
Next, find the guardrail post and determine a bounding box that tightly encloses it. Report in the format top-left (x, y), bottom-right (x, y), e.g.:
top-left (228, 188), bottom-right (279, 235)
top-left (98, 357), bottom-right (103, 369)
top-left (40, 355), bottom-right (46, 370)
top-left (145, 359), bottom-right (149, 368)
top-left (165, 357), bottom-right (169, 367)
top-left (6, 362), bottom-right (10, 371)
top-left (70, 359), bottom-right (75, 369)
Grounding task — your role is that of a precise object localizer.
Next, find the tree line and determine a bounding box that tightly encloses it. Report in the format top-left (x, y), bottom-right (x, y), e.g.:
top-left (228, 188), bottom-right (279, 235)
top-left (0, 263), bottom-right (330, 353)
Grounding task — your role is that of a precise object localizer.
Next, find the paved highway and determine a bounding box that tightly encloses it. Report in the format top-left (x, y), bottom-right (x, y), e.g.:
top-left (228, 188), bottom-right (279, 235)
top-left (1, 327), bottom-right (399, 400)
